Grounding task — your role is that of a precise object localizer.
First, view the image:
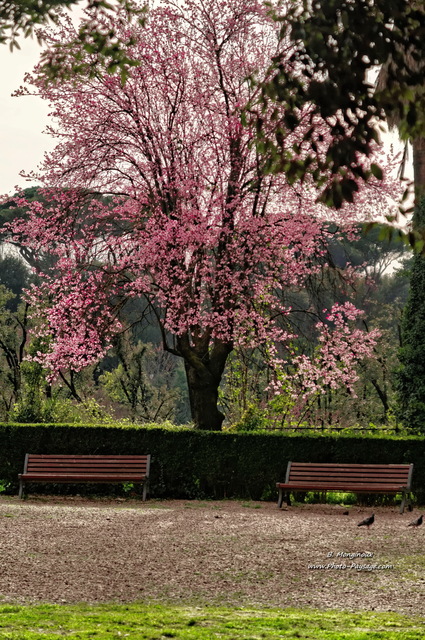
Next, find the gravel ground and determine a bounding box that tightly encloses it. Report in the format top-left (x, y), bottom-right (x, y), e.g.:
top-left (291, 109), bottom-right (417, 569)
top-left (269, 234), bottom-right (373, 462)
top-left (0, 496), bottom-right (423, 614)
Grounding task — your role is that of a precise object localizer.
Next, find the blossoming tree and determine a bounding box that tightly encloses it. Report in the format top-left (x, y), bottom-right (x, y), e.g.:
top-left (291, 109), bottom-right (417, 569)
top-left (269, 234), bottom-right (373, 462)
top-left (11, 0), bottom-right (397, 429)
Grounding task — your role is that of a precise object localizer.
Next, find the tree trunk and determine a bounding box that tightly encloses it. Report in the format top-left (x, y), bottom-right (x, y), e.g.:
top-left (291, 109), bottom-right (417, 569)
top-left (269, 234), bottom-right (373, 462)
top-left (177, 334), bottom-right (232, 430)
top-left (369, 377), bottom-right (389, 421)
top-left (184, 360), bottom-right (225, 430)
top-left (413, 137), bottom-right (425, 203)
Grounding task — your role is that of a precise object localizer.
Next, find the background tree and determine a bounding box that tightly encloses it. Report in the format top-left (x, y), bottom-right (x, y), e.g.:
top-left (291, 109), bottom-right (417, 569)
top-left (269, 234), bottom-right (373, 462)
top-left (0, 253), bottom-right (30, 308)
top-left (396, 201), bottom-right (425, 432)
top-left (11, 0), bottom-right (396, 430)
top-left (329, 222), bottom-right (408, 282)
top-left (0, 284), bottom-right (30, 419)
top-left (99, 334), bottom-right (183, 423)
top-left (0, 187), bottom-right (58, 272)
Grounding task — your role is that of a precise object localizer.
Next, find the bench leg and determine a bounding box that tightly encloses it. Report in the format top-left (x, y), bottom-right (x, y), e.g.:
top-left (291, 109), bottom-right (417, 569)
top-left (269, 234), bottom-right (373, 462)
top-left (277, 487), bottom-right (283, 508)
top-left (142, 480), bottom-right (148, 502)
top-left (277, 489), bottom-right (291, 508)
top-left (400, 492), bottom-right (412, 514)
top-left (18, 480), bottom-right (24, 499)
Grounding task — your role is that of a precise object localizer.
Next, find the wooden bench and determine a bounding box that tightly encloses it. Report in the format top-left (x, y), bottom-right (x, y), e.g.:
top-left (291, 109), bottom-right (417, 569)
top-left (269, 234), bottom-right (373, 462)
top-left (18, 454), bottom-right (151, 500)
top-left (277, 462), bottom-right (414, 513)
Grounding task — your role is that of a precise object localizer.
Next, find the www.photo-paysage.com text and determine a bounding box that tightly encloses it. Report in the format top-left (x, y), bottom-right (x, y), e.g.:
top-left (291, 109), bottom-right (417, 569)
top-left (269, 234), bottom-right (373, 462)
top-left (308, 562), bottom-right (393, 571)
top-left (326, 551), bottom-right (374, 559)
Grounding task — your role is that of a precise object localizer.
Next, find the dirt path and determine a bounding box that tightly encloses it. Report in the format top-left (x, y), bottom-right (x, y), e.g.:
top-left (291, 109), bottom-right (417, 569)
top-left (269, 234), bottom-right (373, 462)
top-left (0, 497), bottom-right (423, 614)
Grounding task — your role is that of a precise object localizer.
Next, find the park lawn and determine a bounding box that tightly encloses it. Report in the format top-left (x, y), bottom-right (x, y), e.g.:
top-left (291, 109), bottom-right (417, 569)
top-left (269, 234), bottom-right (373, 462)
top-left (0, 603), bottom-right (424, 639)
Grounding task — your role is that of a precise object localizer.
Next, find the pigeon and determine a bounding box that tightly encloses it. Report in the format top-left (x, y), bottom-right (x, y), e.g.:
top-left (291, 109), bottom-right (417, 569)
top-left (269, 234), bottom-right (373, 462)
top-left (408, 514), bottom-right (423, 528)
top-left (357, 514), bottom-right (374, 529)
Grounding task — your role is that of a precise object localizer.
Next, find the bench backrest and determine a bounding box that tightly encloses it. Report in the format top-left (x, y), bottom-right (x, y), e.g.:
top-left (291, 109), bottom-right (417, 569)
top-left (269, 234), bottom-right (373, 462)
top-left (23, 454), bottom-right (150, 479)
top-left (286, 462), bottom-right (413, 489)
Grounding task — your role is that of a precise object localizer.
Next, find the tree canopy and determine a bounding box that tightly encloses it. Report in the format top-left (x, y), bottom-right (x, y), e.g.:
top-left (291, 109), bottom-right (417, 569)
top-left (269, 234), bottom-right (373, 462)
top-left (251, 0), bottom-right (425, 209)
top-left (1, 0), bottom-right (146, 82)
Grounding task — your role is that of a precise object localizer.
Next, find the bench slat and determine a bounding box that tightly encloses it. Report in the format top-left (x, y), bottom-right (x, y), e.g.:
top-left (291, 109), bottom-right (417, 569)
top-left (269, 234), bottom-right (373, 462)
top-left (26, 456), bottom-right (147, 459)
top-left (289, 466), bottom-right (410, 472)
top-left (289, 470), bottom-right (409, 476)
top-left (288, 470), bottom-right (408, 477)
top-left (288, 463), bottom-right (409, 467)
top-left (26, 463), bottom-right (148, 470)
top-left (288, 466), bottom-right (409, 472)
top-left (277, 483), bottom-right (406, 491)
top-left (23, 468), bottom-right (147, 472)
top-left (287, 477), bottom-right (408, 485)
top-left (26, 460), bottom-right (148, 464)
top-left (21, 474), bottom-right (146, 481)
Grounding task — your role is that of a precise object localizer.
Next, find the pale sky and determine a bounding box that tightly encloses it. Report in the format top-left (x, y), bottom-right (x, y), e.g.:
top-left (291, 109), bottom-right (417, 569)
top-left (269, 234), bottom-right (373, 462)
top-left (0, 38), bottom-right (57, 197)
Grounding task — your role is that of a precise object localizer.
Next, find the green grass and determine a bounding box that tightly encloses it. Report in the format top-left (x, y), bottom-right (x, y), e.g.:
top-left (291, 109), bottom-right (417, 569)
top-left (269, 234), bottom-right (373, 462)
top-left (297, 491), bottom-right (407, 507)
top-left (0, 603), bottom-right (423, 639)
top-left (241, 501), bottom-right (262, 508)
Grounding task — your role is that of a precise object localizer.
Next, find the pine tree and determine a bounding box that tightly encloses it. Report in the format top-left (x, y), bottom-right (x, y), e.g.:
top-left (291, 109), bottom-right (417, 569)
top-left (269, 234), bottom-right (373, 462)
top-left (396, 198), bottom-right (425, 432)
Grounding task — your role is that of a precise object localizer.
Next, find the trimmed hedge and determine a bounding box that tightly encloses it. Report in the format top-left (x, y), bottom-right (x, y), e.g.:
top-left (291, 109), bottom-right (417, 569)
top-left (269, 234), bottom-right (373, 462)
top-left (1, 423), bottom-right (425, 502)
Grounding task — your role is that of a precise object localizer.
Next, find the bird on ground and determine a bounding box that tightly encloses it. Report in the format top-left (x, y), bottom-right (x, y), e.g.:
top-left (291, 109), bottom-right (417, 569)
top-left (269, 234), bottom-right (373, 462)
top-left (357, 514), bottom-right (375, 529)
top-left (407, 514), bottom-right (423, 528)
